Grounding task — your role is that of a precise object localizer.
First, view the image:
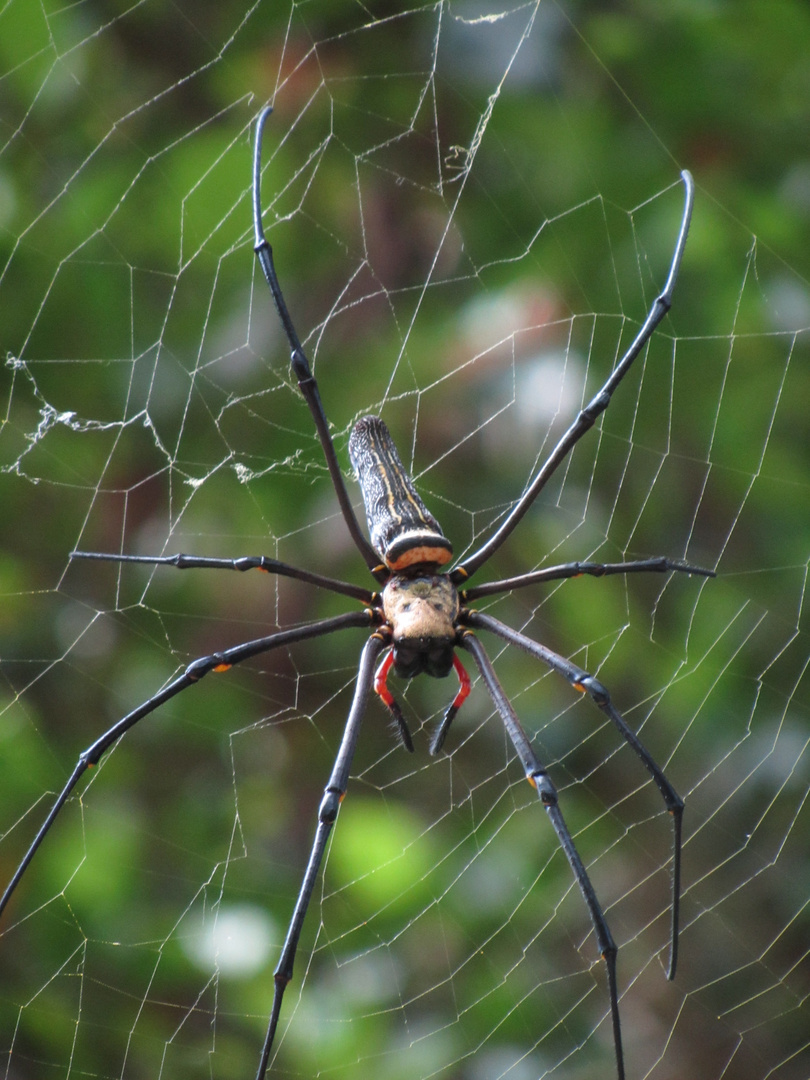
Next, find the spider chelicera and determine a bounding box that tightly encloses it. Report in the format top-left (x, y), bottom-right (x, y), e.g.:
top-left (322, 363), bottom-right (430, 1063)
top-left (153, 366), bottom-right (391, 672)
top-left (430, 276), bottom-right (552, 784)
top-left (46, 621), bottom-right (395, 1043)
top-left (1, 107), bottom-right (710, 1080)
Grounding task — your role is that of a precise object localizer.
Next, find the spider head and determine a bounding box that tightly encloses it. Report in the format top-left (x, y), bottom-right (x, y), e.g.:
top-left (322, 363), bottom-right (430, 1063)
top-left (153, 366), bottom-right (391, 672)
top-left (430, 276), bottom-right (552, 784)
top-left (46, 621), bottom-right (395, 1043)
top-left (381, 572), bottom-right (459, 679)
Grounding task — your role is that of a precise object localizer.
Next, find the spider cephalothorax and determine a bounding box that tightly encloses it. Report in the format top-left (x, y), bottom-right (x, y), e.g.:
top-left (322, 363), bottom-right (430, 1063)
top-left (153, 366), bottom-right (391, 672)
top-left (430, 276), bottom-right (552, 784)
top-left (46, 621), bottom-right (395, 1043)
top-left (379, 572), bottom-right (459, 679)
top-left (370, 564), bottom-right (468, 756)
top-left (0, 105), bottom-right (712, 1080)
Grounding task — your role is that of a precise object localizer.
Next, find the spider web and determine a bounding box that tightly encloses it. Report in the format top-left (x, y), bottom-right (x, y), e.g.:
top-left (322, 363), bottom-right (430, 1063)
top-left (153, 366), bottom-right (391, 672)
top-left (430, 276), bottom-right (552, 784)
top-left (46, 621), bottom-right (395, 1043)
top-left (2, 3), bottom-right (809, 1079)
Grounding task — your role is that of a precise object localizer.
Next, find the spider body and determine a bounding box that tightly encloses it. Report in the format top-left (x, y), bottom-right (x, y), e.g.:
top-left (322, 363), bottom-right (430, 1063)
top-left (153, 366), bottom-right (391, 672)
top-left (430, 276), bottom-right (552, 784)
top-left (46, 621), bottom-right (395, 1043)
top-left (350, 411), bottom-right (464, 733)
top-left (0, 106), bottom-right (712, 1080)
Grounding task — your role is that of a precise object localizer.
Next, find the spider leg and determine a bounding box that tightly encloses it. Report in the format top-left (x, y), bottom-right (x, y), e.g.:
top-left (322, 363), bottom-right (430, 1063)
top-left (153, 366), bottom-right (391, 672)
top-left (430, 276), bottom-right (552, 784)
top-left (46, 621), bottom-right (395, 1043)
top-left (466, 609), bottom-right (683, 980)
top-left (252, 106), bottom-right (383, 578)
top-left (429, 655), bottom-right (471, 755)
top-left (70, 550), bottom-right (375, 604)
top-left (373, 646), bottom-right (470, 755)
top-left (0, 610), bottom-right (371, 921)
top-left (255, 633), bottom-right (385, 1080)
top-left (451, 170), bottom-right (695, 586)
top-left (459, 631), bottom-right (625, 1080)
top-left (373, 649), bottom-right (415, 751)
top-left (464, 555), bottom-right (715, 601)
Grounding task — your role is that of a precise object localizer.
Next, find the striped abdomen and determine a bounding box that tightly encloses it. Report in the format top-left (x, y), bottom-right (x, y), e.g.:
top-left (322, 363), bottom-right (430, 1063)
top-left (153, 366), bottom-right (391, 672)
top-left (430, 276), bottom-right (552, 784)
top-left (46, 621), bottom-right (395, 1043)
top-left (348, 415), bottom-right (453, 571)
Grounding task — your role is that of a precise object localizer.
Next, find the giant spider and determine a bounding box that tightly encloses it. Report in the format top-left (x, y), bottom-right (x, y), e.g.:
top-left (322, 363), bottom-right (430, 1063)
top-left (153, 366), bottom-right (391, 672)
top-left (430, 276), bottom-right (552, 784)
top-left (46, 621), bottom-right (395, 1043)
top-left (1, 107), bottom-right (709, 1080)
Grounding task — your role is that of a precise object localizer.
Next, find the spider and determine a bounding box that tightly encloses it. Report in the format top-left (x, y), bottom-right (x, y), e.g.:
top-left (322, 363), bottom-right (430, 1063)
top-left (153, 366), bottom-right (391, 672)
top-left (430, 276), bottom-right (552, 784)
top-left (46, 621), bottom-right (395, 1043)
top-left (1, 107), bottom-right (709, 1080)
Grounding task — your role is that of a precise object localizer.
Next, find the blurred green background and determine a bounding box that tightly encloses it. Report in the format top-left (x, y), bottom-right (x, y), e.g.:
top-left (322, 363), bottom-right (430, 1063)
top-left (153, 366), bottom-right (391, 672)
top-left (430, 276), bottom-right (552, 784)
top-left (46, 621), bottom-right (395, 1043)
top-left (1, 2), bottom-right (809, 1079)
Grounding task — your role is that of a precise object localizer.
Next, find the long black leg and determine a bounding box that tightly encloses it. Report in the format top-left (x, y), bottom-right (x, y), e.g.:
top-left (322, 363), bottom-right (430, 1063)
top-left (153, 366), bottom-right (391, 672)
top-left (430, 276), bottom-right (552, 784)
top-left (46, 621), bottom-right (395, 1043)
top-left (0, 610), bottom-right (372, 920)
top-left (252, 106), bottom-right (382, 578)
top-left (464, 555), bottom-right (714, 601)
top-left (71, 550), bottom-right (375, 604)
top-left (465, 609), bottom-right (683, 980)
top-left (255, 633), bottom-right (385, 1080)
top-left (451, 170), bottom-right (694, 586)
top-left (459, 631), bottom-right (625, 1080)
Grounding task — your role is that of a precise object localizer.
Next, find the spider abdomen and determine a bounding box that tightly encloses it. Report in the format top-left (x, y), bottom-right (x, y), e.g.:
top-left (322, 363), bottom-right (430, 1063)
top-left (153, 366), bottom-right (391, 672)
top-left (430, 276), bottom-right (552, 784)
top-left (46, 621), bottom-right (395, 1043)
top-left (349, 415), bottom-right (453, 571)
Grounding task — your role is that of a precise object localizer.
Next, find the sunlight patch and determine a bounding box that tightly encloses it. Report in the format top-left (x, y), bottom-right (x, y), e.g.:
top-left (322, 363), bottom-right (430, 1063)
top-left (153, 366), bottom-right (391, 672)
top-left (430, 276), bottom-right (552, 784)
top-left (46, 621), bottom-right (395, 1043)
top-left (182, 904), bottom-right (276, 978)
